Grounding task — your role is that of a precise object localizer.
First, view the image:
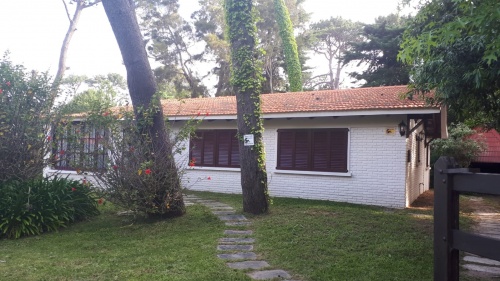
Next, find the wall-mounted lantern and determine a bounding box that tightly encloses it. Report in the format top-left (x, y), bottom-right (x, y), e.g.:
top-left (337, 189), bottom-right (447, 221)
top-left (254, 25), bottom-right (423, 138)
top-left (398, 120), bottom-right (407, 137)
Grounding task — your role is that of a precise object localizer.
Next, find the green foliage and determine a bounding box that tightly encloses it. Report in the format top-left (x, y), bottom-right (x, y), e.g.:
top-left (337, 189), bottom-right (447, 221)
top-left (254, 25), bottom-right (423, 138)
top-left (138, 0), bottom-right (208, 98)
top-left (0, 177), bottom-right (99, 239)
top-left (224, 0), bottom-right (263, 94)
top-left (431, 123), bottom-right (486, 168)
top-left (58, 73), bottom-right (127, 114)
top-left (192, 0), bottom-right (309, 94)
top-left (57, 96), bottom-right (199, 217)
top-left (399, 0), bottom-right (500, 129)
top-left (273, 0), bottom-right (302, 92)
top-left (344, 14), bottom-right (411, 87)
top-left (0, 54), bottom-right (55, 181)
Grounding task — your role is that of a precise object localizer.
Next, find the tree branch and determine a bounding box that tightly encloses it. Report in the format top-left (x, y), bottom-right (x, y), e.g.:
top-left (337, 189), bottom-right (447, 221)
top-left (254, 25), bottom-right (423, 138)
top-left (61, 0), bottom-right (72, 22)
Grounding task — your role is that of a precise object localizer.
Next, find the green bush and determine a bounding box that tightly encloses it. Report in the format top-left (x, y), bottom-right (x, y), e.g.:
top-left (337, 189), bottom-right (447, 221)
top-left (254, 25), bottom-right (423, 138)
top-left (0, 176), bottom-right (100, 239)
top-left (0, 54), bottom-right (56, 181)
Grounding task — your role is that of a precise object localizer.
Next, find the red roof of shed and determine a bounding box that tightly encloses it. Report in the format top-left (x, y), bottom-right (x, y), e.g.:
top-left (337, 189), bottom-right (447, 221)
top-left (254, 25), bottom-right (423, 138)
top-left (471, 128), bottom-right (500, 163)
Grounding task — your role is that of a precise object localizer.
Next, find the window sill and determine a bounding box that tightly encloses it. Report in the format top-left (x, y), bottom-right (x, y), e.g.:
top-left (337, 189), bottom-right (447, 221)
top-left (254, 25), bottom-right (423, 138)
top-left (186, 166), bottom-right (241, 172)
top-left (44, 168), bottom-right (95, 176)
top-left (274, 170), bottom-right (352, 177)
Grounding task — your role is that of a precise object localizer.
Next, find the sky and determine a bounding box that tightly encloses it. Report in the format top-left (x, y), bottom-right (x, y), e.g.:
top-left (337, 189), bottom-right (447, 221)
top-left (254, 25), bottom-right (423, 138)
top-left (0, 0), bottom-right (410, 83)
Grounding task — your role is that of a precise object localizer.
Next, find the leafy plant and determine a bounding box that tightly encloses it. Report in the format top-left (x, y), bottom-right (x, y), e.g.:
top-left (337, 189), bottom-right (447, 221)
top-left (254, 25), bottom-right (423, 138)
top-left (0, 54), bottom-right (56, 181)
top-left (0, 176), bottom-right (99, 239)
top-left (55, 94), bottom-right (201, 218)
top-left (431, 123), bottom-right (486, 167)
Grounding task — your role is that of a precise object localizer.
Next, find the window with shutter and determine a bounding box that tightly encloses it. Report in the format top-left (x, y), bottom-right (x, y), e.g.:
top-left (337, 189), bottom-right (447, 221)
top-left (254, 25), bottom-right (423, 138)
top-left (277, 128), bottom-right (348, 173)
top-left (189, 130), bottom-right (240, 168)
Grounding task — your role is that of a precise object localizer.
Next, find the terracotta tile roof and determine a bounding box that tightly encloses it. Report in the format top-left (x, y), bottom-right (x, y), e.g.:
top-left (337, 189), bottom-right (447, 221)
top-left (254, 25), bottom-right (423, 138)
top-left (161, 85), bottom-right (436, 117)
top-left (471, 128), bottom-right (500, 163)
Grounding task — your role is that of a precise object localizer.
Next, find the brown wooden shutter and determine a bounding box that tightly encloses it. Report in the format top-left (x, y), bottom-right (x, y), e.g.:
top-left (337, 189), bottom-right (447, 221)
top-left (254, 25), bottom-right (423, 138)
top-left (295, 131), bottom-right (309, 169)
top-left (312, 130), bottom-right (329, 171)
top-left (230, 131), bottom-right (240, 167)
top-left (277, 130), bottom-right (294, 169)
top-left (202, 131), bottom-right (216, 166)
top-left (217, 130), bottom-right (231, 166)
top-left (190, 131), bottom-right (203, 164)
top-left (330, 128), bottom-right (348, 172)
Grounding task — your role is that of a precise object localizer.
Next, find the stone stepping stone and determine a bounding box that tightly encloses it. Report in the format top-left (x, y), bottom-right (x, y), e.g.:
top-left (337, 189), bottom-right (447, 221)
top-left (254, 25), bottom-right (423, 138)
top-left (201, 201), bottom-right (230, 205)
top-left (217, 252), bottom-right (257, 260)
top-left (464, 255), bottom-right (500, 266)
top-left (219, 237), bottom-right (255, 244)
top-left (185, 202), bottom-right (195, 206)
top-left (212, 210), bottom-right (236, 215)
top-left (196, 200), bottom-right (217, 203)
top-left (463, 264), bottom-right (500, 275)
top-left (209, 206), bottom-right (234, 210)
top-left (227, 261), bottom-right (270, 270)
top-left (248, 269), bottom-right (291, 280)
top-left (224, 230), bottom-right (253, 235)
top-left (217, 244), bottom-right (253, 251)
top-left (225, 221), bottom-right (252, 226)
top-left (219, 215), bottom-right (247, 221)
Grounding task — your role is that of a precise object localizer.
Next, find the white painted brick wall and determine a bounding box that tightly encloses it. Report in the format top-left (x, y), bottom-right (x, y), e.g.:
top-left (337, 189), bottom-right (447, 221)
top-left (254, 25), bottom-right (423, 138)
top-left (179, 117), bottom-right (409, 208)
top-left (45, 116), bottom-right (425, 208)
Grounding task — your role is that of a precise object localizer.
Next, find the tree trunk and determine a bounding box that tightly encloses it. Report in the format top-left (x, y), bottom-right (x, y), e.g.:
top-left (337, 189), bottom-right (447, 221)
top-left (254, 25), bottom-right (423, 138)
top-left (102, 0), bottom-right (185, 218)
top-left (334, 59), bottom-right (342, 89)
top-left (328, 55), bottom-right (335, 90)
top-left (54, 1), bottom-right (83, 88)
top-left (225, 0), bottom-right (269, 214)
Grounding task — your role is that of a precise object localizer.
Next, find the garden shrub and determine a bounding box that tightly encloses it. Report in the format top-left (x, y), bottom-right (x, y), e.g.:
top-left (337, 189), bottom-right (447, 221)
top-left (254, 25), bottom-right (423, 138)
top-left (53, 97), bottom-right (200, 218)
top-left (431, 123), bottom-right (486, 167)
top-left (0, 54), bottom-right (55, 181)
top-left (0, 176), bottom-right (99, 239)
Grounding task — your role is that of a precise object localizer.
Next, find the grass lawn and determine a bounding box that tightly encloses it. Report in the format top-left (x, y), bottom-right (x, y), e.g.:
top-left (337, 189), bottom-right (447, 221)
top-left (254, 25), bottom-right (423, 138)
top-left (1, 190), bottom-right (484, 281)
top-left (195, 191), bottom-right (435, 281)
top-left (0, 204), bottom-right (250, 281)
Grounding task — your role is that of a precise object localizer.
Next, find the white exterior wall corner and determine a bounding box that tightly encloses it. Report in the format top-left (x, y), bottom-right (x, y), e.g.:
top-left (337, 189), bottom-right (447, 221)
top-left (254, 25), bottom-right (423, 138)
top-left (405, 121), bottom-right (431, 207)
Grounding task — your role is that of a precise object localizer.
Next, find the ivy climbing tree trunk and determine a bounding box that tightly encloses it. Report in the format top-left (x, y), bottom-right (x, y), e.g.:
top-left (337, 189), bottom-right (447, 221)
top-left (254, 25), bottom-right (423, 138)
top-left (273, 0), bottom-right (302, 92)
top-left (102, 0), bottom-right (185, 218)
top-left (225, 0), bottom-right (269, 214)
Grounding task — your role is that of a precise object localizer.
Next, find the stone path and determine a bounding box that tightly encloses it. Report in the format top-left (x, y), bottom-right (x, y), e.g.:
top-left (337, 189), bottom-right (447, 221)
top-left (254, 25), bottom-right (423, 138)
top-left (462, 196), bottom-right (500, 279)
top-left (183, 194), bottom-right (296, 280)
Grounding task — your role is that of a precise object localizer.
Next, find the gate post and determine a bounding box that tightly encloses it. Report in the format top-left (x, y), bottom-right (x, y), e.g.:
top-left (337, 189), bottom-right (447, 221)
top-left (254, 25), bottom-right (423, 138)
top-left (434, 156), bottom-right (460, 281)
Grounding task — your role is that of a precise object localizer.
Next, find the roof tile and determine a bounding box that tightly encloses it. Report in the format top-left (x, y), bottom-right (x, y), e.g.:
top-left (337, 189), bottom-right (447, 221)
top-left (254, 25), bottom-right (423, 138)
top-left (471, 128), bottom-right (500, 163)
top-left (161, 85), bottom-right (436, 117)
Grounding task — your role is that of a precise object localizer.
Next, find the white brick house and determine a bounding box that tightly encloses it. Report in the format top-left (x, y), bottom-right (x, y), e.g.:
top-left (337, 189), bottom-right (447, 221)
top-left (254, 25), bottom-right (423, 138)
top-left (44, 85), bottom-right (446, 208)
top-left (165, 85), bottom-right (446, 208)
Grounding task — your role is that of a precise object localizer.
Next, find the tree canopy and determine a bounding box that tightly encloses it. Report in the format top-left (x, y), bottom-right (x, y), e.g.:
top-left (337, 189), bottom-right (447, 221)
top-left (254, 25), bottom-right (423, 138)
top-left (344, 14), bottom-right (410, 87)
top-left (399, 0), bottom-right (500, 129)
top-left (304, 17), bottom-right (362, 90)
